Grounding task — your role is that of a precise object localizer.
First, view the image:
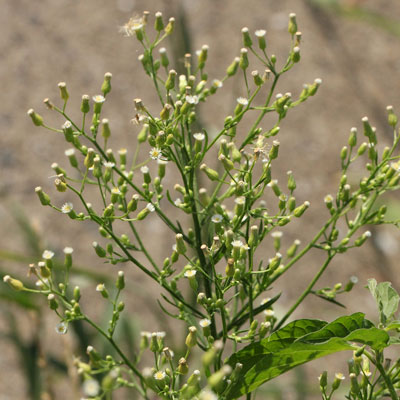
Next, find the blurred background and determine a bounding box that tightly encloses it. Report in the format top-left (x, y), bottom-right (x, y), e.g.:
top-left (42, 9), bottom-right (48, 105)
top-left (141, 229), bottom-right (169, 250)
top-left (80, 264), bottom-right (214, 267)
top-left (1, 0), bottom-right (400, 399)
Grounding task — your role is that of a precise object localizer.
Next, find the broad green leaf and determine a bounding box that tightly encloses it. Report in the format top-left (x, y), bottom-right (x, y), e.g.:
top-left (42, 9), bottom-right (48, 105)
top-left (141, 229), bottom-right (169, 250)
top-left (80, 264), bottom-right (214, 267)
top-left (368, 279), bottom-right (400, 324)
top-left (226, 313), bottom-right (389, 399)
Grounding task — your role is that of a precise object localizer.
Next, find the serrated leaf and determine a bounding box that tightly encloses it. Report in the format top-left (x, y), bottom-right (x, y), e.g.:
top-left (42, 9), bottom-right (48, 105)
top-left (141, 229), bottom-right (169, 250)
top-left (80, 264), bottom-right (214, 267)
top-left (226, 313), bottom-right (389, 399)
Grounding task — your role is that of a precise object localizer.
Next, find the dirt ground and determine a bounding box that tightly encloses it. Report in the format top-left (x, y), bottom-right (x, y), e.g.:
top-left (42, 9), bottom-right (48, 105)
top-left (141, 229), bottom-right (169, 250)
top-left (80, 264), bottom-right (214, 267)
top-left (1, 0), bottom-right (400, 399)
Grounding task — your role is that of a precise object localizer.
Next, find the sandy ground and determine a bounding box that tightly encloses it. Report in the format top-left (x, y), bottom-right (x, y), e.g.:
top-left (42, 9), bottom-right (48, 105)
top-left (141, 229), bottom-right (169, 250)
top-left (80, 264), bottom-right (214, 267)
top-left (1, 0), bottom-right (400, 398)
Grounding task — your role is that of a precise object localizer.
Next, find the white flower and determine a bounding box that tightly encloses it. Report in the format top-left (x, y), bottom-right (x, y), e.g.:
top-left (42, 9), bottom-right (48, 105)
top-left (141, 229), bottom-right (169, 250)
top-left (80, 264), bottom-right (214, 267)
top-left (174, 198), bottom-right (182, 207)
top-left (199, 389), bottom-right (218, 400)
top-left (149, 147), bottom-right (163, 160)
top-left (200, 318), bottom-right (211, 328)
top-left (111, 187), bottom-right (121, 195)
top-left (61, 202), bottom-right (74, 214)
top-left (120, 17), bottom-right (144, 36)
top-left (234, 196), bottom-right (245, 205)
top-left (64, 149), bottom-right (75, 157)
top-left (236, 97), bottom-right (249, 106)
top-left (255, 29), bottom-right (266, 37)
top-left (184, 270), bottom-right (197, 278)
top-left (146, 203), bottom-right (155, 212)
top-left (55, 321), bottom-right (68, 335)
top-left (231, 239), bottom-right (243, 248)
top-left (96, 283), bottom-right (105, 292)
top-left (140, 166), bottom-right (149, 174)
top-left (62, 120), bottom-right (72, 129)
top-left (335, 372), bottom-right (345, 381)
top-left (157, 159), bottom-right (168, 166)
top-left (156, 331), bottom-right (166, 339)
top-left (211, 214), bottom-right (223, 223)
top-left (92, 95), bottom-right (105, 104)
top-left (154, 371), bottom-right (166, 381)
top-left (118, 148), bottom-right (127, 155)
top-left (104, 161), bottom-right (115, 168)
top-left (63, 247), bottom-right (73, 254)
top-left (42, 250), bottom-right (55, 259)
top-left (186, 95), bottom-right (199, 105)
top-left (271, 231), bottom-right (283, 238)
top-left (264, 309), bottom-right (275, 317)
top-left (82, 379), bottom-right (100, 397)
top-left (212, 79), bottom-right (223, 88)
top-left (193, 132), bottom-right (205, 141)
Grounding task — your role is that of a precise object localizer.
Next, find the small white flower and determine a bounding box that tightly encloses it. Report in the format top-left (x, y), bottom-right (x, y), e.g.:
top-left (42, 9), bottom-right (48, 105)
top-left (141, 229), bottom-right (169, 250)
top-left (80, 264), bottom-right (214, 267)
top-left (120, 17), bottom-right (144, 36)
top-left (141, 331), bottom-right (152, 339)
top-left (140, 166), bottom-right (149, 174)
top-left (234, 196), bottom-right (245, 205)
top-left (199, 389), bottom-right (218, 400)
top-left (237, 97), bottom-right (249, 106)
top-left (335, 372), bottom-right (345, 381)
top-left (149, 147), bottom-right (163, 160)
top-left (82, 379), bottom-right (100, 397)
top-left (255, 29), bottom-right (266, 37)
top-left (61, 202), bottom-right (74, 214)
top-left (42, 250), bottom-right (55, 260)
top-left (271, 231), bottom-right (283, 238)
top-left (264, 309), bottom-right (275, 317)
top-left (157, 159), bottom-right (168, 166)
top-left (211, 214), bottom-right (223, 223)
top-left (63, 247), bottom-right (73, 254)
top-left (212, 79), bottom-right (223, 88)
top-left (174, 198), bottom-right (182, 207)
top-left (55, 321), bottom-right (68, 335)
top-left (156, 331), bottom-right (166, 339)
top-left (62, 121), bottom-right (72, 129)
top-left (193, 132), bottom-right (205, 141)
top-left (186, 95), bottom-right (199, 105)
top-left (96, 283), bottom-right (105, 292)
top-left (154, 371), bottom-right (166, 381)
top-left (199, 318), bottom-right (211, 328)
top-left (118, 148), bottom-right (127, 155)
top-left (146, 203), bottom-right (155, 212)
top-left (64, 148), bottom-right (75, 157)
top-left (104, 161), bottom-right (115, 168)
top-left (231, 239), bottom-right (243, 248)
top-left (184, 270), bottom-right (197, 278)
top-left (111, 187), bottom-right (121, 195)
top-left (92, 95), bottom-right (105, 104)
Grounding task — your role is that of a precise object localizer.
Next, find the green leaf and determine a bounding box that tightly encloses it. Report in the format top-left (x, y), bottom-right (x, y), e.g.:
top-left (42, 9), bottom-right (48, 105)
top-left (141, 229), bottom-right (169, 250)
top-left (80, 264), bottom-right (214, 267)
top-left (226, 313), bottom-right (389, 399)
top-left (367, 279), bottom-right (400, 324)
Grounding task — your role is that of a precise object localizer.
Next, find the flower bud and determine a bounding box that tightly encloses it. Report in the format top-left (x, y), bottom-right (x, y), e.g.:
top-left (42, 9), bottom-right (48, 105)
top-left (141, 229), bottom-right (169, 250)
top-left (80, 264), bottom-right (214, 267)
top-left (101, 72), bottom-right (112, 96)
top-left (288, 13), bottom-right (298, 36)
top-left (200, 164), bottom-right (220, 181)
top-left (185, 326), bottom-right (197, 348)
top-left (226, 57), bottom-right (240, 76)
top-left (361, 117), bottom-right (377, 144)
top-left (319, 371), bottom-right (328, 390)
top-left (154, 11), bottom-right (164, 32)
top-left (239, 48), bottom-right (249, 70)
top-left (387, 105), bottom-right (398, 127)
top-left (116, 271), bottom-right (125, 290)
top-left (93, 242), bottom-right (107, 258)
top-left (165, 69), bottom-right (177, 91)
top-left (178, 357), bottom-right (189, 375)
top-left (101, 118), bottom-right (111, 140)
top-left (293, 201), bottom-right (310, 217)
top-left (35, 186), bottom-right (51, 206)
top-left (48, 293), bottom-right (59, 310)
top-left (3, 275), bottom-right (24, 291)
top-left (255, 29), bottom-right (267, 50)
top-left (332, 373), bottom-right (345, 391)
top-left (241, 27), bottom-right (252, 47)
top-left (136, 203), bottom-right (155, 220)
top-left (291, 46), bottom-right (300, 63)
top-left (165, 17), bottom-right (175, 35)
top-left (27, 109), bottom-right (44, 126)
